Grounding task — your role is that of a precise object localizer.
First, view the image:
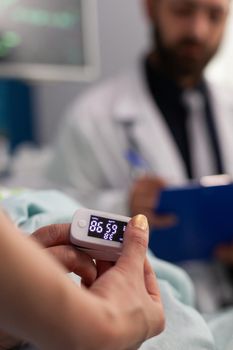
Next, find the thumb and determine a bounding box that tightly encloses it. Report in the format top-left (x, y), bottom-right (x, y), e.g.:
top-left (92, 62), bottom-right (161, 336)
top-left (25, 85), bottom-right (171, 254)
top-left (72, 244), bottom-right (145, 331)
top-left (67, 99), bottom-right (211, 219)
top-left (118, 215), bottom-right (149, 270)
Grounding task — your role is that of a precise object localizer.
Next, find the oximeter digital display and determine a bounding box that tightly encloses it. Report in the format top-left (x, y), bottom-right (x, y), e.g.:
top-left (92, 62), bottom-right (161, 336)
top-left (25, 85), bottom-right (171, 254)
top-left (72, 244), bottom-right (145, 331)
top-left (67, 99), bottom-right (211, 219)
top-left (70, 208), bottom-right (130, 261)
top-left (88, 215), bottom-right (126, 243)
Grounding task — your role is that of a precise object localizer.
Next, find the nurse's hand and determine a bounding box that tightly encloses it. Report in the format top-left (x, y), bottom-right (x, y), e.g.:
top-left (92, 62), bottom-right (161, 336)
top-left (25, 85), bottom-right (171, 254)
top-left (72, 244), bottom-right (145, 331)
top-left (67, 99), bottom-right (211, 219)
top-left (0, 222), bottom-right (96, 350)
top-left (31, 223), bottom-right (97, 286)
top-left (0, 223), bottom-right (97, 350)
top-left (215, 244), bottom-right (233, 264)
top-left (129, 175), bottom-right (176, 229)
top-left (88, 215), bottom-right (165, 349)
top-left (0, 223), bottom-right (98, 349)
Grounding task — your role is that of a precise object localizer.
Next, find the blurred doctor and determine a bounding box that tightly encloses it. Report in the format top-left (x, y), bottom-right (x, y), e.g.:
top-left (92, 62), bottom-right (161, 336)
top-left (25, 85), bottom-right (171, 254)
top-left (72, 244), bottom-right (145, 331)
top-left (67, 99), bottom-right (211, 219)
top-left (47, 0), bottom-right (231, 229)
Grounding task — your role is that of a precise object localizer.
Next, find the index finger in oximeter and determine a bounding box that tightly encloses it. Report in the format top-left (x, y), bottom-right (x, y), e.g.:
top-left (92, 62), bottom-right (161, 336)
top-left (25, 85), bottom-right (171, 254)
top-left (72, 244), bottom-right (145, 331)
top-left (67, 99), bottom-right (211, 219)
top-left (70, 208), bottom-right (131, 261)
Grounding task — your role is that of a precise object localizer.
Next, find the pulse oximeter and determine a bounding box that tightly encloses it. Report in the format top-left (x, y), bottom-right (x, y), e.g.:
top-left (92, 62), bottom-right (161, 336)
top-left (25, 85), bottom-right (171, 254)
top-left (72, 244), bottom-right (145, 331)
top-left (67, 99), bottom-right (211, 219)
top-left (70, 208), bottom-right (131, 261)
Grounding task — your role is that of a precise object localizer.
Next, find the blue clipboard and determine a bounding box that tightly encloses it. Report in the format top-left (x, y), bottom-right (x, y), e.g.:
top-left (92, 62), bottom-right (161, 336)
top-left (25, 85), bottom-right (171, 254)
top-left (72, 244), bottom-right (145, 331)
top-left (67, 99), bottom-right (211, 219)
top-left (149, 183), bottom-right (233, 263)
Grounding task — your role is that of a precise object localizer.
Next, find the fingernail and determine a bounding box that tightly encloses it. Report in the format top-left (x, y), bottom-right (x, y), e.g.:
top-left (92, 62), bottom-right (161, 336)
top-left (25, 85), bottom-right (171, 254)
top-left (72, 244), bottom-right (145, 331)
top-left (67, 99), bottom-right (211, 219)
top-left (131, 214), bottom-right (148, 231)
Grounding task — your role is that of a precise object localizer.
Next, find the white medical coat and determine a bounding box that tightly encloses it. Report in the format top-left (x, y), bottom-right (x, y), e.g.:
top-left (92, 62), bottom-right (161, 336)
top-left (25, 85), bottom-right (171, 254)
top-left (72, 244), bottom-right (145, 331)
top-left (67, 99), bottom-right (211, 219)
top-left (47, 64), bottom-right (233, 215)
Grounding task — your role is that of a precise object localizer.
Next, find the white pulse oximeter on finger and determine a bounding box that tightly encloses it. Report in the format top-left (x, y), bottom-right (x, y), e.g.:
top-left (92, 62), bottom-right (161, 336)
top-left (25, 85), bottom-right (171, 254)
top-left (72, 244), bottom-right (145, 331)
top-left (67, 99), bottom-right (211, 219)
top-left (70, 208), bottom-right (131, 261)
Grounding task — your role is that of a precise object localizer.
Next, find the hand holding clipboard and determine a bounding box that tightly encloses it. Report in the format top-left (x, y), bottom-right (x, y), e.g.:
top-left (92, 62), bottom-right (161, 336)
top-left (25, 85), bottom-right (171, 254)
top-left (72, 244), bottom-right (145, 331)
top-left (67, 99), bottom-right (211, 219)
top-left (149, 175), bottom-right (233, 262)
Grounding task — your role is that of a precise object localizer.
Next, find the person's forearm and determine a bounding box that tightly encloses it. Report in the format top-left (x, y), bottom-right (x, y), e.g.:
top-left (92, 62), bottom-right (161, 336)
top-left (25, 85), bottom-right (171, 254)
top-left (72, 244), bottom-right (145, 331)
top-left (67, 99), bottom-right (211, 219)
top-left (0, 214), bottom-right (134, 350)
top-left (0, 216), bottom-right (92, 349)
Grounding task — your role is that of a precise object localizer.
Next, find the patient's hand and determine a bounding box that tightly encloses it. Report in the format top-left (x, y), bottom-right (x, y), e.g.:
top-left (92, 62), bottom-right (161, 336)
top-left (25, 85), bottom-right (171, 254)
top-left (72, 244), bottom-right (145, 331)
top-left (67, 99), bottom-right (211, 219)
top-left (31, 223), bottom-right (97, 286)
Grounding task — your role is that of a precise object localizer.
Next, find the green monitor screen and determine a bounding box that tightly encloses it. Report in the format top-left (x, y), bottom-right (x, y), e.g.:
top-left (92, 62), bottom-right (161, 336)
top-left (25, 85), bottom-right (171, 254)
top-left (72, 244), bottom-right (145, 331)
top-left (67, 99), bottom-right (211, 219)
top-left (0, 0), bottom-right (99, 82)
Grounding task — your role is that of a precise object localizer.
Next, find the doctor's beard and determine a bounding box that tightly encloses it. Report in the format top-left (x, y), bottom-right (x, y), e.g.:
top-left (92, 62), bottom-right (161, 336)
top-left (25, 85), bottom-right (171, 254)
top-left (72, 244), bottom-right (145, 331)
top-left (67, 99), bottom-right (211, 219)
top-left (152, 26), bottom-right (220, 83)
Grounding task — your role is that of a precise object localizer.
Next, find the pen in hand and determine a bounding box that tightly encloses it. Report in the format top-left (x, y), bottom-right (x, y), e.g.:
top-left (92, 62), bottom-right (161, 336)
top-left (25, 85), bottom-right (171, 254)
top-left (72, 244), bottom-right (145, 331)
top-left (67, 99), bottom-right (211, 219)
top-left (125, 148), bottom-right (151, 179)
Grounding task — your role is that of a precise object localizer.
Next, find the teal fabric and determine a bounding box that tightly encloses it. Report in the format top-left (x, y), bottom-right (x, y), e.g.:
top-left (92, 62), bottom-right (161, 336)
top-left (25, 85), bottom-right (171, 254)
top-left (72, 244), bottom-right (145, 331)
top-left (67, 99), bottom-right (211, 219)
top-left (1, 189), bottom-right (233, 350)
top-left (208, 308), bottom-right (233, 350)
top-left (147, 249), bottom-right (196, 307)
top-left (2, 189), bottom-right (80, 233)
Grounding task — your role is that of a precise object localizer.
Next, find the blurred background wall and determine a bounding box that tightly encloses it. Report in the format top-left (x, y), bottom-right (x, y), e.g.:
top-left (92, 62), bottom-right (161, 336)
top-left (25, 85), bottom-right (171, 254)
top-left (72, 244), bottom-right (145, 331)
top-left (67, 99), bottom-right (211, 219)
top-left (34, 0), bottom-right (149, 144)
top-left (1, 0), bottom-right (233, 146)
